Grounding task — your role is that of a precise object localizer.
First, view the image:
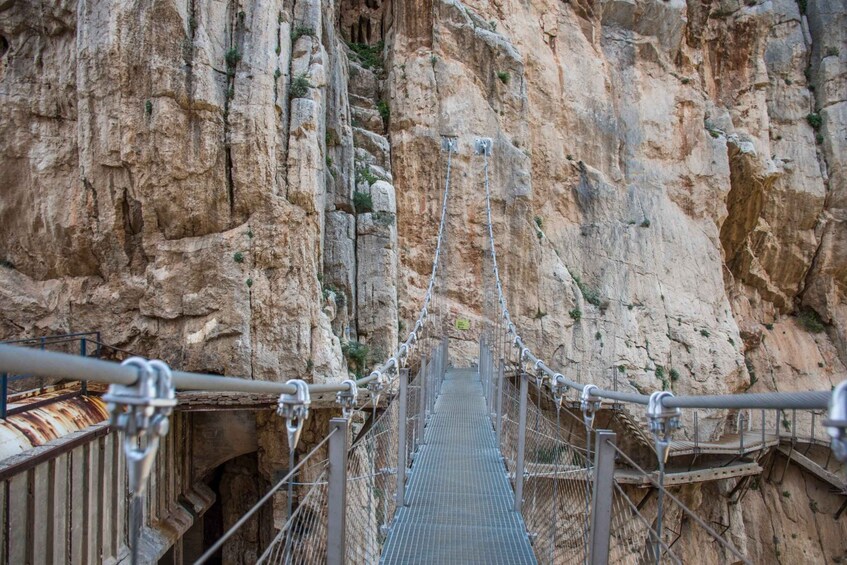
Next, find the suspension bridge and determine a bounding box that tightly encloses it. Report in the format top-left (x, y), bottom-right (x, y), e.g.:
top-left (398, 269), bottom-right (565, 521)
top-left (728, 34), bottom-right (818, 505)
top-left (0, 138), bottom-right (844, 564)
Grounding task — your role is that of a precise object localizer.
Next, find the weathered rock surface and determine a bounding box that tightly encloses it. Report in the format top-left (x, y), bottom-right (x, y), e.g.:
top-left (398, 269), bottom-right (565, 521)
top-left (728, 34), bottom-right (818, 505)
top-left (1, 0), bottom-right (846, 561)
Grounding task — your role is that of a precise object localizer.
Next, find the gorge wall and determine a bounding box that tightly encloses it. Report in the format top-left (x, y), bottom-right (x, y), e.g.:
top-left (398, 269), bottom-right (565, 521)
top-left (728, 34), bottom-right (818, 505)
top-left (1, 0), bottom-right (845, 562)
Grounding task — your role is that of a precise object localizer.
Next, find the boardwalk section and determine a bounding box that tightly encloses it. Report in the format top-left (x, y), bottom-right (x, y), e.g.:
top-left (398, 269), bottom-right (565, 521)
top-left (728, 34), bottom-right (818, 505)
top-left (381, 368), bottom-right (536, 564)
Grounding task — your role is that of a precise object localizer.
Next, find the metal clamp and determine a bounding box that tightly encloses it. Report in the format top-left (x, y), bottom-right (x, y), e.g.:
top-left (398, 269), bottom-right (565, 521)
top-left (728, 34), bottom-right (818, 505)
top-left (581, 384), bottom-right (601, 429)
top-left (278, 379), bottom-right (311, 452)
top-left (551, 374), bottom-right (568, 409)
top-left (647, 391), bottom-right (681, 464)
top-left (103, 357), bottom-right (177, 497)
top-left (441, 136), bottom-right (458, 152)
top-left (475, 137), bottom-right (493, 156)
top-left (336, 379), bottom-right (358, 419)
top-left (825, 380), bottom-right (847, 462)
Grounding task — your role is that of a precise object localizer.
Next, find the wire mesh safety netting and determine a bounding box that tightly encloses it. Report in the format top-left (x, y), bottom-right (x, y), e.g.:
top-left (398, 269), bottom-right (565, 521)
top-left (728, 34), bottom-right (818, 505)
top-left (497, 373), bottom-right (749, 564)
top-left (257, 367), bottom-right (424, 565)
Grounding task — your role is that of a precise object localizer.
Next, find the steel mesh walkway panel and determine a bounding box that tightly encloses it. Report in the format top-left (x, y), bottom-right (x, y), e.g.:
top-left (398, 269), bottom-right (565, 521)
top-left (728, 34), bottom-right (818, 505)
top-left (381, 368), bottom-right (536, 564)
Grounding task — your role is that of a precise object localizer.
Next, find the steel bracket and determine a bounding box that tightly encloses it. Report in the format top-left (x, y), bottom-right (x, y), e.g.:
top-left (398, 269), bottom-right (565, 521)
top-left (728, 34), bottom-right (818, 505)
top-left (103, 357), bottom-right (177, 497)
top-left (475, 137), bottom-right (492, 156)
top-left (278, 379), bottom-right (311, 452)
top-left (441, 136), bottom-right (458, 152)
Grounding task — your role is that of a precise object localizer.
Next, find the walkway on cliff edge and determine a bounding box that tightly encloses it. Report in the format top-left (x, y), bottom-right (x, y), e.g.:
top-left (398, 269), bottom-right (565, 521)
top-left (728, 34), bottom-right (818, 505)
top-left (380, 368), bottom-right (537, 564)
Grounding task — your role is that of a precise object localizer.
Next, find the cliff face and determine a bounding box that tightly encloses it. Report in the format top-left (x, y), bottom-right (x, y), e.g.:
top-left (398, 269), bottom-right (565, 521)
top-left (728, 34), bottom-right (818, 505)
top-left (1, 0), bottom-right (846, 561)
top-left (0, 0), bottom-right (351, 382)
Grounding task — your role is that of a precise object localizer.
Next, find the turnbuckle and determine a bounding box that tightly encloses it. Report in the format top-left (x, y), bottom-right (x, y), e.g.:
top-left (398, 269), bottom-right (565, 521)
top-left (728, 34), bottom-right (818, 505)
top-left (278, 379), bottom-right (311, 452)
top-left (647, 391), bottom-right (681, 464)
top-left (336, 379), bottom-right (358, 419)
top-left (103, 357), bottom-right (177, 498)
top-left (825, 380), bottom-right (847, 462)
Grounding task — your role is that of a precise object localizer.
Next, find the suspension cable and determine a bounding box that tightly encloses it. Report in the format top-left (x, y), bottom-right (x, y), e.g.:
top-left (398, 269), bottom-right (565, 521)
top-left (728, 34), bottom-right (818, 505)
top-left (478, 145), bottom-right (831, 412)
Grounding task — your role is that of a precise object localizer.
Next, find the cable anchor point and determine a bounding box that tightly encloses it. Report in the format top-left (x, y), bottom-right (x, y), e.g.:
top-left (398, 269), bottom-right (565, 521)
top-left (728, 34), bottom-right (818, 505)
top-left (647, 391), bottom-right (681, 464)
top-left (278, 379), bottom-right (311, 452)
top-left (475, 137), bottom-right (493, 156)
top-left (825, 380), bottom-right (847, 462)
top-left (441, 136), bottom-right (458, 152)
top-left (336, 379), bottom-right (359, 419)
top-left (580, 384), bottom-right (601, 429)
top-left (104, 357), bottom-right (177, 498)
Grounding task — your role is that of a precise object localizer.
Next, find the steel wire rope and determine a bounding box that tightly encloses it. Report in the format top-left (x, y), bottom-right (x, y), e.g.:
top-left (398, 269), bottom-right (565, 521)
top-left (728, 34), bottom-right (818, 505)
top-left (195, 428), bottom-right (337, 564)
top-left (605, 439), bottom-right (751, 564)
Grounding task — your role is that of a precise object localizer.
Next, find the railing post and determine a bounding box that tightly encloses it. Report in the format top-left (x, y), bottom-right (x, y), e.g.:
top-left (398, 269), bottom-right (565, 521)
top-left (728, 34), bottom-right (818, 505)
top-left (0, 372), bottom-right (6, 419)
top-left (327, 417), bottom-right (349, 565)
top-left (79, 338), bottom-right (88, 395)
top-left (589, 430), bottom-right (616, 565)
top-left (514, 372), bottom-right (529, 513)
top-left (396, 369), bottom-right (409, 507)
top-left (418, 354), bottom-right (428, 447)
top-left (496, 359), bottom-right (505, 445)
top-left (488, 346), bottom-right (495, 420)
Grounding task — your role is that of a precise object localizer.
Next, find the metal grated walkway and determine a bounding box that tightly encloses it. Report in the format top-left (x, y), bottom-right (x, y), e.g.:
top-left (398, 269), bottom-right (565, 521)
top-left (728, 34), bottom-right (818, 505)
top-left (381, 368), bottom-right (537, 564)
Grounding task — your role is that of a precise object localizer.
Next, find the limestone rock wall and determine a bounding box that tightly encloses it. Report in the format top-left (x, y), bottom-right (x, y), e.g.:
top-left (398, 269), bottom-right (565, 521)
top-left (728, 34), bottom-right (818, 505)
top-left (0, 0), bottom-right (351, 383)
top-left (385, 0), bottom-right (847, 561)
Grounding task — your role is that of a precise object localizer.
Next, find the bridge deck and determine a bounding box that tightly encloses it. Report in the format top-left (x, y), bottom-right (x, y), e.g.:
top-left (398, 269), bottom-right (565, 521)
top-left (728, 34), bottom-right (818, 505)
top-left (381, 369), bottom-right (536, 564)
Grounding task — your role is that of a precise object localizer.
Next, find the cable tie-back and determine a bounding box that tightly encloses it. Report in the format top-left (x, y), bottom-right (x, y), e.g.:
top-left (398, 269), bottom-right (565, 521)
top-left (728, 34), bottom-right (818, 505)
top-left (277, 379), bottom-right (311, 452)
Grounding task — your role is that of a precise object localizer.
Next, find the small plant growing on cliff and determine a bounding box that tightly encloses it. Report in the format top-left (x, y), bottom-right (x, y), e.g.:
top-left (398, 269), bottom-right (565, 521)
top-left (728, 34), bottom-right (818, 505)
top-left (765, 323), bottom-right (774, 330)
top-left (569, 308), bottom-right (582, 321)
top-left (806, 112), bottom-right (822, 130)
top-left (225, 47), bottom-right (242, 76)
top-left (233, 251), bottom-right (244, 263)
top-left (372, 211), bottom-right (395, 226)
top-left (290, 74), bottom-right (311, 98)
top-left (782, 490), bottom-right (791, 498)
top-left (246, 278), bottom-right (253, 288)
top-left (700, 329), bottom-right (710, 338)
top-left (355, 166), bottom-right (378, 186)
top-left (497, 71), bottom-right (510, 84)
top-left (144, 100), bottom-right (153, 116)
top-left (572, 274), bottom-right (601, 307)
top-left (825, 46), bottom-right (839, 58)
top-left (291, 25), bottom-right (315, 42)
top-left (377, 100), bottom-right (390, 123)
top-left (670, 368), bottom-right (680, 382)
top-left (353, 191), bottom-right (374, 214)
top-left (534, 216), bottom-right (543, 229)
top-left (640, 219), bottom-right (651, 228)
top-left (798, 308), bottom-right (825, 333)
top-left (274, 68), bottom-right (281, 80)
top-left (347, 41), bottom-right (384, 70)
top-left (342, 340), bottom-right (369, 377)
top-left (305, 359), bottom-right (313, 372)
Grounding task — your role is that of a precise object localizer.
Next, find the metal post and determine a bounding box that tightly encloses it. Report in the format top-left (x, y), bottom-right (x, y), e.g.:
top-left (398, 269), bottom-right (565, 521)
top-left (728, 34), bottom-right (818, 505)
top-left (397, 369), bottom-right (408, 507)
top-left (496, 359), bottom-right (505, 445)
top-left (489, 347), bottom-right (496, 419)
top-left (0, 372), bottom-right (6, 419)
top-left (327, 417), bottom-right (349, 565)
top-left (418, 354), bottom-right (428, 446)
top-left (80, 338), bottom-right (88, 395)
top-left (589, 430), bottom-right (616, 565)
top-left (514, 372), bottom-right (529, 513)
